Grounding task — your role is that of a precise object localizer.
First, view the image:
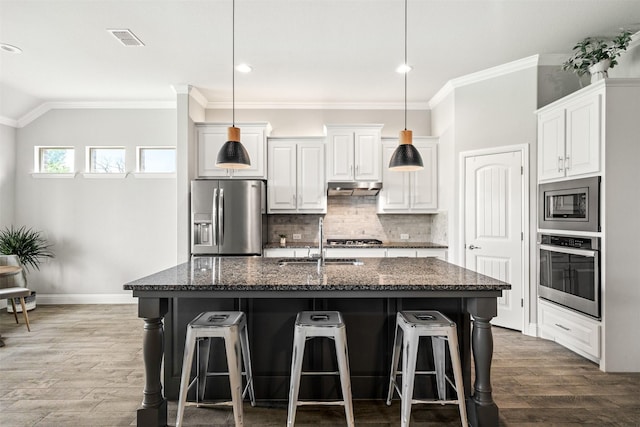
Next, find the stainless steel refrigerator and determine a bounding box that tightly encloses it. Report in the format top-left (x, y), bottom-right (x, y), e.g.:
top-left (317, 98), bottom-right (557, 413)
top-left (191, 179), bottom-right (266, 256)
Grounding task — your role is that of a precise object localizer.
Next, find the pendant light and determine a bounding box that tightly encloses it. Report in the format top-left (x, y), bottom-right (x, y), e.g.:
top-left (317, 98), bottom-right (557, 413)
top-left (388, 0), bottom-right (423, 172)
top-left (216, 0), bottom-right (251, 169)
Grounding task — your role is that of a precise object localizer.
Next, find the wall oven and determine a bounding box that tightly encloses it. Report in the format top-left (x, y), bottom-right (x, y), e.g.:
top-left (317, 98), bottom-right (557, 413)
top-left (538, 233), bottom-right (600, 318)
top-left (539, 176), bottom-right (600, 232)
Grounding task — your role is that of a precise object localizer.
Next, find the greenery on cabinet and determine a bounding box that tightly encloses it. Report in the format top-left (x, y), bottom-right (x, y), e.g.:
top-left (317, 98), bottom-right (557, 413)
top-left (0, 226), bottom-right (54, 272)
top-left (562, 29), bottom-right (632, 77)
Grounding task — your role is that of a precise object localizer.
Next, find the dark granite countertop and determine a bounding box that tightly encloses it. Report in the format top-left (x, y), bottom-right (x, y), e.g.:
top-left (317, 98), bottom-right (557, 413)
top-left (264, 242), bottom-right (448, 249)
top-left (123, 257), bottom-right (508, 292)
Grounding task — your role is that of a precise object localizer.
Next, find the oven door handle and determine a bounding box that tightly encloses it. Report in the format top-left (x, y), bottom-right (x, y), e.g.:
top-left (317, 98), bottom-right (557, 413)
top-left (539, 244), bottom-right (597, 257)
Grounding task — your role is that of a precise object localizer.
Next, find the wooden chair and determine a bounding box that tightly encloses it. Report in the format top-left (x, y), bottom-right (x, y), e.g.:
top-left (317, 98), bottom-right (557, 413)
top-left (0, 255), bottom-right (32, 332)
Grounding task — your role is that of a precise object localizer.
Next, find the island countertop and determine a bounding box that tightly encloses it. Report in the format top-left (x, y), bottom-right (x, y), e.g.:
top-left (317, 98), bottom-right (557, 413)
top-left (123, 256), bottom-right (509, 293)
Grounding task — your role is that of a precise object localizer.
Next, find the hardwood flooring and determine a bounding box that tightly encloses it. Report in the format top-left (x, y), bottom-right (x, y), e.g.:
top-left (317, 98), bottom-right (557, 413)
top-left (1, 304), bottom-right (639, 426)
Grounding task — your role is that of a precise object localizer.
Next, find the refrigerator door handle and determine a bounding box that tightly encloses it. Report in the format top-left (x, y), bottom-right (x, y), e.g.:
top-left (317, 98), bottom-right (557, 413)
top-left (219, 188), bottom-right (224, 246)
top-left (212, 188), bottom-right (218, 246)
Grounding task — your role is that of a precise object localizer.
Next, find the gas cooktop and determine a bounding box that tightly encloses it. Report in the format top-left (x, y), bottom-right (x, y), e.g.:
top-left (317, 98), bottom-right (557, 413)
top-left (326, 238), bottom-right (383, 246)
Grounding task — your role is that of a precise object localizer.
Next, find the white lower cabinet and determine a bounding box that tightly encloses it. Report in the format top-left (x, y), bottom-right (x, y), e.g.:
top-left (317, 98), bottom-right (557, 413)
top-left (325, 248), bottom-right (386, 258)
top-left (386, 248), bottom-right (447, 260)
top-left (263, 248), bottom-right (319, 258)
top-left (538, 299), bottom-right (600, 362)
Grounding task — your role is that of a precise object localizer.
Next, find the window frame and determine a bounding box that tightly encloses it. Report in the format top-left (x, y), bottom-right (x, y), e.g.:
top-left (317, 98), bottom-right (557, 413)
top-left (84, 146), bottom-right (127, 178)
top-left (134, 146), bottom-right (177, 177)
top-left (32, 146), bottom-right (76, 177)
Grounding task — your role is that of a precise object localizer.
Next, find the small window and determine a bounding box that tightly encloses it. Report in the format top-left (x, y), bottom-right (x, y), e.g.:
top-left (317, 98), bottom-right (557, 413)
top-left (37, 147), bottom-right (75, 173)
top-left (137, 147), bottom-right (176, 173)
top-left (88, 147), bottom-right (126, 173)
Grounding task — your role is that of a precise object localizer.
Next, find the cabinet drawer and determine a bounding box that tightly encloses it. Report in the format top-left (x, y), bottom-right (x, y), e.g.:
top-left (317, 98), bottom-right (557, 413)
top-left (538, 300), bottom-right (600, 360)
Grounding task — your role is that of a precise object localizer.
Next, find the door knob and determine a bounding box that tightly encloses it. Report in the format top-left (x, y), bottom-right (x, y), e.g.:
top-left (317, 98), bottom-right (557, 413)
top-left (468, 244), bottom-right (482, 250)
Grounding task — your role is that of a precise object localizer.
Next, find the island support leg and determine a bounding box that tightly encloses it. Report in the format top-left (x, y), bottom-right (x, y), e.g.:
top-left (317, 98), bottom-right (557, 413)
top-left (466, 298), bottom-right (498, 427)
top-left (137, 298), bottom-right (168, 427)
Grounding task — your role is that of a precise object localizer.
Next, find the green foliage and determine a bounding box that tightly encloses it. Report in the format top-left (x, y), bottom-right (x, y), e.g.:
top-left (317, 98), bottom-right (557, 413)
top-left (0, 226), bottom-right (54, 272)
top-left (562, 29), bottom-right (633, 76)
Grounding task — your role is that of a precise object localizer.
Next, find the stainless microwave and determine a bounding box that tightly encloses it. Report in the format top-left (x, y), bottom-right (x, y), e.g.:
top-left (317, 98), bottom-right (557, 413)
top-left (538, 176), bottom-right (600, 232)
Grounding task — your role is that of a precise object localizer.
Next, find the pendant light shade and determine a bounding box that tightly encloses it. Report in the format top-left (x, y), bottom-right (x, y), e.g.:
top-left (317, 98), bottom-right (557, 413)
top-left (389, 0), bottom-right (423, 172)
top-left (216, 126), bottom-right (251, 169)
top-left (389, 130), bottom-right (423, 171)
top-left (216, 0), bottom-right (251, 170)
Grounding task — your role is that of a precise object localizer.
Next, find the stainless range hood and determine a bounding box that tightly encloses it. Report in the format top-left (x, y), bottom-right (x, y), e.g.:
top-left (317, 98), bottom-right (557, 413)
top-left (327, 181), bottom-right (382, 196)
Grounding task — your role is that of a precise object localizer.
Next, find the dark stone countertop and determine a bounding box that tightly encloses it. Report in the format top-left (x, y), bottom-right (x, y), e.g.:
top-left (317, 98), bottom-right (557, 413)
top-left (264, 242), bottom-right (448, 249)
top-left (123, 257), bottom-right (508, 292)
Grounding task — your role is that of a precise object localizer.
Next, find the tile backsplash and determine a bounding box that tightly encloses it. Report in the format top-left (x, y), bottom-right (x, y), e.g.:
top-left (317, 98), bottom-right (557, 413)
top-left (268, 196), bottom-right (447, 244)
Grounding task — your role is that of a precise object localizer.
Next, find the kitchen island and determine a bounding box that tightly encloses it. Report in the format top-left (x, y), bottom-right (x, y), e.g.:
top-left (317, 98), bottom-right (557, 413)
top-left (124, 256), bottom-right (510, 427)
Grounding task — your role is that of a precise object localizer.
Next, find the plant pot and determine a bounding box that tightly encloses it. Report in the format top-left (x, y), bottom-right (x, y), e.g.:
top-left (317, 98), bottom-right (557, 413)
top-left (589, 59), bottom-right (610, 83)
top-left (6, 291), bottom-right (36, 313)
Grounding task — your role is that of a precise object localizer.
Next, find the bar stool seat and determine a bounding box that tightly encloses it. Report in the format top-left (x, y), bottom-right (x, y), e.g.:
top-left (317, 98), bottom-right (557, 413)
top-left (287, 311), bottom-right (354, 427)
top-left (386, 310), bottom-right (468, 427)
top-left (176, 311), bottom-right (255, 427)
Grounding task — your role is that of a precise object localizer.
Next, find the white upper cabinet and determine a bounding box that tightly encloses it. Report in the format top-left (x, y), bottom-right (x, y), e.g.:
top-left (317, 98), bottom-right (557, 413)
top-left (267, 138), bottom-right (326, 214)
top-left (378, 137), bottom-right (438, 213)
top-left (537, 89), bottom-right (601, 182)
top-left (197, 123), bottom-right (270, 178)
top-left (325, 124), bottom-right (383, 182)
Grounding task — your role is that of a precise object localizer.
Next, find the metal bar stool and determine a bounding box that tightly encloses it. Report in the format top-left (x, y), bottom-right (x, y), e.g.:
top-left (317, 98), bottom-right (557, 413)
top-left (176, 311), bottom-right (255, 427)
top-left (386, 311), bottom-right (468, 427)
top-left (287, 311), bottom-right (354, 427)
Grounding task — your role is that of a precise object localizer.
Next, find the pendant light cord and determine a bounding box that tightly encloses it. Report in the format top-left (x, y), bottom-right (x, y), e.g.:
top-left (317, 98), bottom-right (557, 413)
top-left (232, 0), bottom-right (235, 126)
top-left (404, 0), bottom-right (407, 131)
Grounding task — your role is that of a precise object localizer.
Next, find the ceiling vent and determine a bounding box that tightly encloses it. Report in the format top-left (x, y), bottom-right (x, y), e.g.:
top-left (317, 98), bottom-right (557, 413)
top-left (107, 29), bottom-right (145, 47)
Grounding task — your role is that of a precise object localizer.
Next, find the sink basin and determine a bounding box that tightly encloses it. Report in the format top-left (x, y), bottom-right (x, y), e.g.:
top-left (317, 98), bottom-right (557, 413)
top-left (278, 258), bottom-right (363, 267)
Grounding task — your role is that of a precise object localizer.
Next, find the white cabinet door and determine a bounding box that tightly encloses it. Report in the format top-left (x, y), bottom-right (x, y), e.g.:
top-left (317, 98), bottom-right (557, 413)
top-left (268, 138), bottom-right (325, 213)
top-left (385, 248), bottom-right (416, 257)
top-left (415, 248), bottom-right (447, 260)
top-left (326, 130), bottom-right (354, 181)
top-left (354, 129), bottom-right (381, 181)
top-left (411, 140), bottom-right (438, 210)
top-left (566, 95), bottom-right (601, 177)
top-left (197, 124), bottom-right (268, 178)
top-left (378, 138), bottom-right (438, 213)
top-left (297, 143), bottom-right (326, 212)
top-left (267, 141), bottom-right (297, 211)
top-left (538, 109), bottom-right (566, 181)
top-left (379, 142), bottom-right (410, 210)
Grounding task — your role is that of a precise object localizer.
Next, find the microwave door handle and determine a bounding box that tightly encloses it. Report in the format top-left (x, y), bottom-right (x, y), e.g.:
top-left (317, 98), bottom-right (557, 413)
top-left (212, 188), bottom-right (218, 246)
top-left (539, 244), bottom-right (596, 257)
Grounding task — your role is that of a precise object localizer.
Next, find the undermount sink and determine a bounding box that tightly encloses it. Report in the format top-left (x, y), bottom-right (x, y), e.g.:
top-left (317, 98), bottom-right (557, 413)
top-left (278, 258), bottom-right (364, 267)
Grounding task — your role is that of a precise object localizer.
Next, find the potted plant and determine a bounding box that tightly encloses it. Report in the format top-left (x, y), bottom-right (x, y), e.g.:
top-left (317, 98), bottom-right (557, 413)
top-left (562, 29), bottom-right (633, 83)
top-left (0, 226), bottom-right (54, 312)
top-left (279, 234), bottom-right (287, 247)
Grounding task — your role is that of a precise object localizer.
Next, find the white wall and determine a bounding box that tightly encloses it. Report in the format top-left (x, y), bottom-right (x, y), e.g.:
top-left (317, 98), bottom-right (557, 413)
top-left (14, 109), bottom-right (177, 299)
top-left (204, 108), bottom-right (431, 137)
top-left (0, 123), bottom-right (16, 228)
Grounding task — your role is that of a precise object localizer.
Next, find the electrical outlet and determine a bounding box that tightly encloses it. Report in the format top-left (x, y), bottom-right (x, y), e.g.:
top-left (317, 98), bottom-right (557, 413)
top-left (400, 234), bottom-right (409, 240)
top-left (293, 234), bottom-right (302, 240)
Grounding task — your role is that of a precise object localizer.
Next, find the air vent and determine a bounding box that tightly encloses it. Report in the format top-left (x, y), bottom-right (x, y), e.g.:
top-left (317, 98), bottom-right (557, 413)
top-left (107, 29), bottom-right (145, 47)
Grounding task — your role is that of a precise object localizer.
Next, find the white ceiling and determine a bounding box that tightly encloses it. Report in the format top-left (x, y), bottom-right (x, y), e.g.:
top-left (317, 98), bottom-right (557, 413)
top-left (1, 0), bottom-right (640, 123)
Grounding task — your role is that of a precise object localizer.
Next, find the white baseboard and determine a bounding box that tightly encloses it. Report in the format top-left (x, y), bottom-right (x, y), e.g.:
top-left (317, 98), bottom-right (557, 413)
top-left (526, 322), bottom-right (538, 337)
top-left (36, 293), bottom-right (137, 304)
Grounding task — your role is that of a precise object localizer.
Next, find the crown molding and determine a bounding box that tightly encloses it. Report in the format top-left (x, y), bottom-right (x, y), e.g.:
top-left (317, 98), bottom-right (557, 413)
top-left (188, 87), bottom-right (208, 109)
top-left (204, 101), bottom-right (430, 110)
top-left (16, 100), bottom-right (176, 128)
top-left (428, 55), bottom-right (541, 109)
top-left (0, 116), bottom-right (18, 128)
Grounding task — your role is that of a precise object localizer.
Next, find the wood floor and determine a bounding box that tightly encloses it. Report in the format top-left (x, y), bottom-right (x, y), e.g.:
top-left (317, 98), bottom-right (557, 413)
top-left (0, 304), bottom-right (639, 426)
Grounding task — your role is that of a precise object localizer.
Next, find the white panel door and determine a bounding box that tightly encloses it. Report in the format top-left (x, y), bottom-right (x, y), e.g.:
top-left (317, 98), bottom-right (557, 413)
top-left (379, 142), bottom-right (410, 210)
top-left (326, 131), bottom-right (354, 181)
top-left (298, 143), bottom-right (326, 212)
top-left (566, 95), bottom-right (601, 177)
top-left (537, 109), bottom-right (565, 181)
top-left (354, 130), bottom-right (381, 181)
top-left (465, 151), bottom-right (523, 330)
top-left (412, 140), bottom-right (438, 210)
top-left (267, 142), bottom-right (297, 211)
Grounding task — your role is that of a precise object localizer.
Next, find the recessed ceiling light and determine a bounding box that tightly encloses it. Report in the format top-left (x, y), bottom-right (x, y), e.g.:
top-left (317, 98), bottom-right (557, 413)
top-left (107, 29), bottom-right (145, 47)
top-left (236, 64), bottom-right (252, 73)
top-left (0, 43), bottom-right (23, 54)
top-left (396, 63), bottom-right (412, 73)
